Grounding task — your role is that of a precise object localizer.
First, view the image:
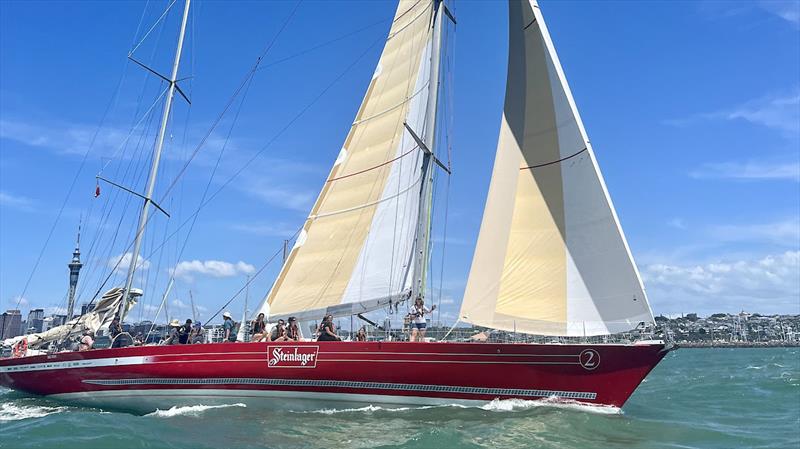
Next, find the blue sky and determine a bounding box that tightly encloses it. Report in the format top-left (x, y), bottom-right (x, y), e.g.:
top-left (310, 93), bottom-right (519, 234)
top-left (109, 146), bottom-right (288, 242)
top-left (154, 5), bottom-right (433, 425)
top-left (1, 0), bottom-right (798, 327)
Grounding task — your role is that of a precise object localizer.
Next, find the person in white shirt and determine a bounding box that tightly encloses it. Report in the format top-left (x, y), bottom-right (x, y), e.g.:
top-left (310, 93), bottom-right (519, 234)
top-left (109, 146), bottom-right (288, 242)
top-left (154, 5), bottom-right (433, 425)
top-left (79, 330), bottom-right (94, 351)
top-left (408, 297), bottom-right (435, 342)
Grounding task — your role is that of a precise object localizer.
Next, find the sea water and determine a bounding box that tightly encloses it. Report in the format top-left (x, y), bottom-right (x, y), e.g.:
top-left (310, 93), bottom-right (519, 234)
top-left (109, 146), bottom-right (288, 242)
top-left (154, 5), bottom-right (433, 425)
top-left (1, 348), bottom-right (798, 449)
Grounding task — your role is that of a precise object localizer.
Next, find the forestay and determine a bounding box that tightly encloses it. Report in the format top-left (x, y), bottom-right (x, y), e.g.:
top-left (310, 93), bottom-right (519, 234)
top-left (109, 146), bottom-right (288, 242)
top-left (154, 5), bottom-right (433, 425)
top-left (258, 0), bottom-right (441, 322)
top-left (460, 0), bottom-right (654, 336)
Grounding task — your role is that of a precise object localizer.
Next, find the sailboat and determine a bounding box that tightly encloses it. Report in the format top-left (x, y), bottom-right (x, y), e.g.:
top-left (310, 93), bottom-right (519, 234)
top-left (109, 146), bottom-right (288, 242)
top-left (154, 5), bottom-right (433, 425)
top-left (0, 0), bottom-right (672, 412)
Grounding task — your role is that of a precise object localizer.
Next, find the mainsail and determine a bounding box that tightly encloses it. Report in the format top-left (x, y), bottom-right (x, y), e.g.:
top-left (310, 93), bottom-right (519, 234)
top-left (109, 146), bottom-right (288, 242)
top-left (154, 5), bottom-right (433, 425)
top-left (258, 0), bottom-right (445, 322)
top-left (2, 287), bottom-right (130, 349)
top-left (460, 0), bottom-right (654, 336)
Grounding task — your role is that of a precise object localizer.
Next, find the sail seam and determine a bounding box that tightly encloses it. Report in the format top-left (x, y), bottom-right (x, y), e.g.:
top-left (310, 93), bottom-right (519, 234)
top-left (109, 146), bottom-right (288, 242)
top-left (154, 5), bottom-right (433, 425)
top-left (327, 146), bottom-right (419, 182)
top-left (393, 0), bottom-right (424, 24)
top-left (310, 176), bottom-right (422, 220)
top-left (523, 18), bottom-right (537, 30)
top-left (387, 5), bottom-right (430, 41)
top-left (352, 83), bottom-right (429, 126)
top-left (519, 147), bottom-right (587, 170)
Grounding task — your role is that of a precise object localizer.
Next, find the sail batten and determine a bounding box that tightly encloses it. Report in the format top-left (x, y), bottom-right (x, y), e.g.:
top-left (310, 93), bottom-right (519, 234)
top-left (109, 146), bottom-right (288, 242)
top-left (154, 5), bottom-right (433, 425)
top-left (258, 0), bottom-right (439, 320)
top-left (460, 0), bottom-right (653, 337)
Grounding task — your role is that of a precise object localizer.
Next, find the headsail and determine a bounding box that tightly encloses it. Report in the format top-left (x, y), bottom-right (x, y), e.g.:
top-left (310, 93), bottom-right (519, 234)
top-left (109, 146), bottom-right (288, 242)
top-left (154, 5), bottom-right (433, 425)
top-left (460, 0), bottom-right (654, 336)
top-left (258, 0), bottom-right (444, 322)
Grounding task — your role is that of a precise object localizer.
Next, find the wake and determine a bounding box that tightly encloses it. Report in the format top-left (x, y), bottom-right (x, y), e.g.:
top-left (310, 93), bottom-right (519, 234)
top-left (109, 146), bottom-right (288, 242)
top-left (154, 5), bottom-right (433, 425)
top-left (146, 403), bottom-right (247, 418)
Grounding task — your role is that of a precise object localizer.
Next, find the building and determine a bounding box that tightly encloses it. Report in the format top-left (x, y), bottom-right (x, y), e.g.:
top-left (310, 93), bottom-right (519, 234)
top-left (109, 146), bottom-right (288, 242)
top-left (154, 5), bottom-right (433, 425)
top-left (80, 303), bottom-right (96, 316)
top-left (0, 309), bottom-right (23, 339)
top-left (67, 229), bottom-right (83, 320)
top-left (26, 308), bottom-right (45, 333)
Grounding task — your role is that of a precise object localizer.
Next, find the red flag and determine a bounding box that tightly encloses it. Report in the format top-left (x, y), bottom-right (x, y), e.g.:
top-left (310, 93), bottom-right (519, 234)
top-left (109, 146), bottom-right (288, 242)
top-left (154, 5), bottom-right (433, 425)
top-left (95, 184), bottom-right (101, 198)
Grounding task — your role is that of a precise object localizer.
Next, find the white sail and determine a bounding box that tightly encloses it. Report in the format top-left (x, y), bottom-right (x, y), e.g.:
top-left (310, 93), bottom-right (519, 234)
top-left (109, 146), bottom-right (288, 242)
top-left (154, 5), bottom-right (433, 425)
top-left (258, 0), bottom-right (442, 322)
top-left (2, 287), bottom-right (130, 349)
top-left (460, 0), bottom-right (654, 336)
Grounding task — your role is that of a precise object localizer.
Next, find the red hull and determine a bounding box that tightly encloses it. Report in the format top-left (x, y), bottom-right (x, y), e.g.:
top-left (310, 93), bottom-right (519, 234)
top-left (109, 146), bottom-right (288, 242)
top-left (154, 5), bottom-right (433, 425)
top-left (0, 341), bottom-right (668, 411)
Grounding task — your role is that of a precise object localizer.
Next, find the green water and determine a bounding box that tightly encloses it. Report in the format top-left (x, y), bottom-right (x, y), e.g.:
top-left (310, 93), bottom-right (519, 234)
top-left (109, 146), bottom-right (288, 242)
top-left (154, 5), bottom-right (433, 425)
top-left (1, 348), bottom-right (798, 449)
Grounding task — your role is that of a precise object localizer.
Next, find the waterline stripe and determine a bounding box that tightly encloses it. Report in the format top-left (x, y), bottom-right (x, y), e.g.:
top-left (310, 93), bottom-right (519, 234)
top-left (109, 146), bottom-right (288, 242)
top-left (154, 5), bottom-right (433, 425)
top-left (82, 377), bottom-right (597, 400)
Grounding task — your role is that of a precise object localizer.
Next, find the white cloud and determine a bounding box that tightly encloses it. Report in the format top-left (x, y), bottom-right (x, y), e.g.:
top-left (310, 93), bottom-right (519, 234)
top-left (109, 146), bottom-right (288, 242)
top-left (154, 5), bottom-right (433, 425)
top-left (667, 218), bottom-right (688, 230)
top-left (108, 252), bottom-right (151, 273)
top-left (711, 217), bottom-right (800, 245)
top-left (690, 161), bottom-right (800, 182)
top-left (644, 251), bottom-right (800, 314)
top-left (0, 118), bottom-right (131, 157)
top-left (0, 191), bottom-right (35, 211)
top-left (173, 259), bottom-right (255, 282)
top-left (758, 0), bottom-right (800, 25)
top-left (44, 306), bottom-right (67, 316)
top-left (11, 296), bottom-right (29, 308)
top-left (667, 89), bottom-right (800, 135)
top-left (241, 179), bottom-right (316, 212)
top-left (231, 222), bottom-right (299, 237)
top-left (698, 1), bottom-right (799, 27)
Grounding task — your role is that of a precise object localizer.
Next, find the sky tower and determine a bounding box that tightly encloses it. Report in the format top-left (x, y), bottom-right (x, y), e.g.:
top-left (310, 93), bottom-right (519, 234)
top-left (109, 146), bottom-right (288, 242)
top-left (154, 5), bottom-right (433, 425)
top-left (66, 227), bottom-right (83, 320)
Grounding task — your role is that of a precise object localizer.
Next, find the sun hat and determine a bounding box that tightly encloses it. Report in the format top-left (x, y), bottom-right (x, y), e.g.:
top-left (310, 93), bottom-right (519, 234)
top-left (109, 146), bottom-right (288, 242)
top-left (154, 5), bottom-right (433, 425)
top-left (169, 319), bottom-right (181, 327)
top-left (222, 312), bottom-right (232, 319)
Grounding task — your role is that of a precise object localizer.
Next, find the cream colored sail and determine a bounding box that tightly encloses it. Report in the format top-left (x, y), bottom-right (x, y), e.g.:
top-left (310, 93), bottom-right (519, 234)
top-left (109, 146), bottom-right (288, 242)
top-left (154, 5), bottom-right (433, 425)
top-left (2, 287), bottom-right (130, 350)
top-left (460, 0), bottom-right (654, 336)
top-left (258, 0), bottom-right (441, 322)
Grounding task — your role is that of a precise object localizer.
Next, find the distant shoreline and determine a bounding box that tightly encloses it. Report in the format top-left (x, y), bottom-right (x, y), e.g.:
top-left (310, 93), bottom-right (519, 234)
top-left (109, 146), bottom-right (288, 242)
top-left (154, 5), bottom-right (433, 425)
top-left (677, 342), bottom-right (799, 348)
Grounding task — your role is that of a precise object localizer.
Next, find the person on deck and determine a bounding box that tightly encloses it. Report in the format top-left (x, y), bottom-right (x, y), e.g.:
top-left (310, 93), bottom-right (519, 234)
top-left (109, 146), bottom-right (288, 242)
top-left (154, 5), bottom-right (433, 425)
top-left (317, 314), bottom-right (341, 342)
top-left (109, 315), bottom-right (123, 348)
top-left (79, 330), bottom-right (94, 351)
top-left (178, 319), bottom-right (193, 344)
top-left (408, 298), bottom-right (436, 342)
top-left (164, 320), bottom-right (181, 345)
top-left (251, 313), bottom-right (267, 342)
top-left (222, 312), bottom-right (237, 342)
top-left (270, 319), bottom-right (288, 342)
top-left (285, 317), bottom-right (300, 341)
top-left (190, 322), bottom-right (205, 344)
top-left (355, 326), bottom-right (367, 342)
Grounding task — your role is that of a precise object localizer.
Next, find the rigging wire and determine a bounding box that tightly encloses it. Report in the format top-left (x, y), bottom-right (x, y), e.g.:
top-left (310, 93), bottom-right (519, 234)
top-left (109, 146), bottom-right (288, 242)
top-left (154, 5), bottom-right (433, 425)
top-left (142, 34), bottom-right (385, 263)
top-left (143, 0), bottom-right (303, 325)
top-left (79, 4), bottom-right (384, 319)
top-left (435, 6), bottom-right (456, 325)
top-left (254, 17), bottom-right (390, 72)
top-left (159, 0), bottom-right (303, 200)
top-left (203, 227), bottom-right (301, 324)
top-left (128, 0), bottom-right (178, 58)
top-left (12, 0), bottom-right (159, 312)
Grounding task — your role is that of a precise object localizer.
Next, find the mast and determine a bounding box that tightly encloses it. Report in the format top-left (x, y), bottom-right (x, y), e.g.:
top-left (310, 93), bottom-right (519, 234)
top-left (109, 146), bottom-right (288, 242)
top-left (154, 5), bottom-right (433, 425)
top-left (119, 0), bottom-right (191, 320)
top-left (411, 0), bottom-right (445, 302)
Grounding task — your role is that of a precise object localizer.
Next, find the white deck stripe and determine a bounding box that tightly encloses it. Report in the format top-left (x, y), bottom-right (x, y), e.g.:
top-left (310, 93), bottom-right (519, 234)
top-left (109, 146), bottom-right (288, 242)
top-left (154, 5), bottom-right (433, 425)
top-left (0, 356), bottom-right (147, 373)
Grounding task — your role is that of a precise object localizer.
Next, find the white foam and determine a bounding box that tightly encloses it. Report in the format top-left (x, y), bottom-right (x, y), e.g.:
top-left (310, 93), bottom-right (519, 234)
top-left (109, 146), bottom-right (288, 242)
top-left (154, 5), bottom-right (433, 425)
top-left (746, 365), bottom-right (764, 370)
top-left (146, 403), bottom-right (246, 418)
top-left (298, 398), bottom-right (620, 415)
top-left (480, 397), bottom-right (622, 415)
top-left (0, 403), bottom-right (67, 422)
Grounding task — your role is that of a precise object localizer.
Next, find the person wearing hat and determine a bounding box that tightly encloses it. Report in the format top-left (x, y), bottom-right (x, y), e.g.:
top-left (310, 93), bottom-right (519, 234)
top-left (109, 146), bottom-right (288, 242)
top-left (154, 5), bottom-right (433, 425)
top-left (79, 330), bottom-right (95, 351)
top-left (178, 319), bottom-right (193, 344)
top-left (190, 321), bottom-right (205, 344)
top-left (222, 312), bottom-right (237, 342)
top-left (163, 319), bottom-right (182, 345)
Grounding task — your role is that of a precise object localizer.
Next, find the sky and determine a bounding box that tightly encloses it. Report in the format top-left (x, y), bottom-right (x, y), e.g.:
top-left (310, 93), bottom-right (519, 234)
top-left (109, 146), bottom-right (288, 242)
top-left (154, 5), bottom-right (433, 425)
top-left (1, 0), bottom-right (798, 328)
